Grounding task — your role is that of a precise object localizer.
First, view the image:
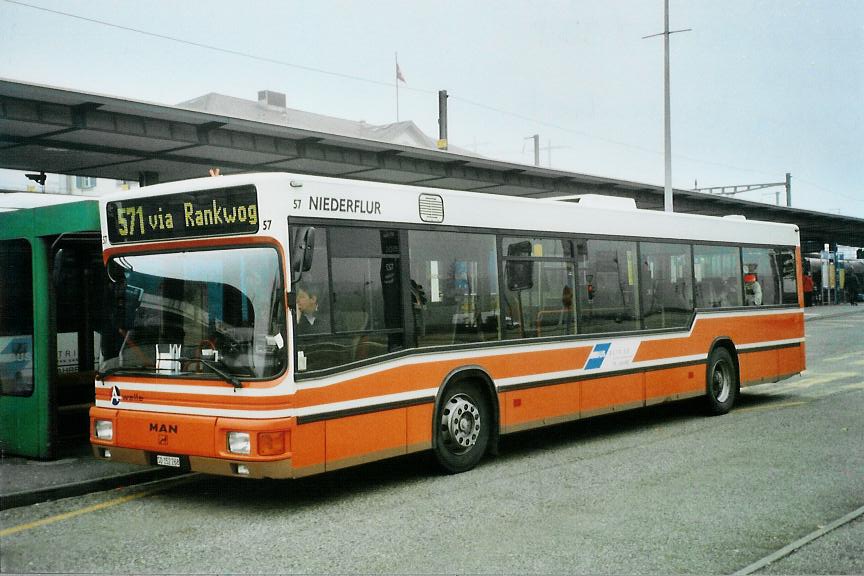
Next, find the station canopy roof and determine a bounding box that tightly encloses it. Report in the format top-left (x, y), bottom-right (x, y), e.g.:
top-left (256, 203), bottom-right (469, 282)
top-left (1, 78), bottom-right (861, 248)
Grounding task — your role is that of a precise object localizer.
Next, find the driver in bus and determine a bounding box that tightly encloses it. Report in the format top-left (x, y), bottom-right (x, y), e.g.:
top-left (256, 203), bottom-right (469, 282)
top-left (295, 285), bottom-right (328, 335)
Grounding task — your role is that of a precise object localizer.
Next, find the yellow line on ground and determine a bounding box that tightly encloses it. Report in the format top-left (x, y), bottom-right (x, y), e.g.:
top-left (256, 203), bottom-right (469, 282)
top-left (1, 474), bottom-right (197, 538)
top-left (1, 491), bottom-right (151, 537)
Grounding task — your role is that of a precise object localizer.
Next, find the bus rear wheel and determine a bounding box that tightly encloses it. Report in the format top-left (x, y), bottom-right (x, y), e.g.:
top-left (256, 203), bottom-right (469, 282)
top-left (705, 347), bottom-right (737, 415)
top-left (434, 380), bottom-right (491, 474)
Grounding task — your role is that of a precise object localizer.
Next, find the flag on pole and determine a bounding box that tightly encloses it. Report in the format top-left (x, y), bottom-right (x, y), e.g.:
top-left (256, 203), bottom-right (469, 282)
top-left (396, 60), bottom-right (406, 83)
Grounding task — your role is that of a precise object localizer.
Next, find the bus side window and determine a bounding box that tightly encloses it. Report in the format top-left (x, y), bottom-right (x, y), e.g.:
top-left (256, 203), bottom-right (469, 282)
top-left (776, 248), bottom-right (798, 304)
top-left (408, 231), bottom-right (499, 347)
top-left (0, 240), bottom-right (34, 396)
top-left (576, 239), bottom-right (641, 334)
top-left (294, 226), bottom-right (405, 372)
top-left (640, 242), bottom-right (694, 329)
top-left (743, 247), bottom-right (780, 305)
top-left (501, 237), bottom-right (575, 340)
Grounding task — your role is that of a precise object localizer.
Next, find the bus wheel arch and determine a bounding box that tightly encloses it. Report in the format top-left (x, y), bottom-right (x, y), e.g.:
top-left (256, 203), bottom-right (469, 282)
top-left (705, 338), bottom-right (740, 415)
top-left (431, 366), bottom-right (499, 473)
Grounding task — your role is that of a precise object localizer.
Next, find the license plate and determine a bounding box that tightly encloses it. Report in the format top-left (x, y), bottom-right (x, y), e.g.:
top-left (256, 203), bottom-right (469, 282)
top-left (156, 454), bottom-right (181, 468)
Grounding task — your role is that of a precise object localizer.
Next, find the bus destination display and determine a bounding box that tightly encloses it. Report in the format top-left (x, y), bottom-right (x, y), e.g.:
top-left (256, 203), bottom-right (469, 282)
top-left (106, 185), bottom-right (259, 243)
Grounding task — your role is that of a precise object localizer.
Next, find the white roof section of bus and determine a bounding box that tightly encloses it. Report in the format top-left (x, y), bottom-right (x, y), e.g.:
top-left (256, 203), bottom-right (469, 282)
top-left (554, 194), bottom-right (638, 210)
top-left (101, 173), bottom-right (800, 247)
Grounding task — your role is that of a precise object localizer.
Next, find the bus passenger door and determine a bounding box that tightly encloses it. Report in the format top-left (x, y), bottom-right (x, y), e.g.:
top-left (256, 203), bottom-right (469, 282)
top-left (52, 235), bottom-right (105, 454)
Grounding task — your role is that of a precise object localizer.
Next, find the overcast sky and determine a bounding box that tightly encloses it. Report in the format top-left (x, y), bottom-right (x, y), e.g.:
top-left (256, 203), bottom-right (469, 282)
top-left (1, 0), bottom-right (862, 218)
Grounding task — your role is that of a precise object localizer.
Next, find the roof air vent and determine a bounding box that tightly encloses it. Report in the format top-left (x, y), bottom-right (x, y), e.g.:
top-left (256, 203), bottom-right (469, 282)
top-left (258, 90), bottom-right (286, 108)
top-left (419, 193), bottom-right (444, 223)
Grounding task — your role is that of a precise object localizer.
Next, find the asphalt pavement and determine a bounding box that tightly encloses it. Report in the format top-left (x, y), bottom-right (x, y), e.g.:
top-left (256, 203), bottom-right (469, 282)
top-left (1, 303), bottom-right (862, 574)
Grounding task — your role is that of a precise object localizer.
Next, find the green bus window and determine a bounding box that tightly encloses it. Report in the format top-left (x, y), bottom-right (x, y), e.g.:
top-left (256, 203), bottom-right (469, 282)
top-left (0, 240), bottom-right (34, 396)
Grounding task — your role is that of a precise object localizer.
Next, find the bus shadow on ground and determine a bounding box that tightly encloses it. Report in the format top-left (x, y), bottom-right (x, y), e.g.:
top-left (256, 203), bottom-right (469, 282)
top-left (735, 389), bottom-right (804, 409)
top-left (166, 451), bottom-right (440, 512)
top-left (163, 390), bottom-right (801, 510)
top-left (497, 388), bottom-right (802, 461)
top-left (497, 398), bottom-right (705, 460)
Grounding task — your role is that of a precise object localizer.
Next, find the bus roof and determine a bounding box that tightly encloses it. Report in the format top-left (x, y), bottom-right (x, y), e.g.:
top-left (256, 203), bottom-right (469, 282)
top-left (100, 172), bottom-right (801, 247)
top-left (1, 197), bottom-right (99, 240)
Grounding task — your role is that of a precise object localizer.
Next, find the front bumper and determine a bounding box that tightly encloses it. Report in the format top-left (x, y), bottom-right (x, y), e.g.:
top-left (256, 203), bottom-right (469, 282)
top-left (90, 406), bottom-right (297, 479)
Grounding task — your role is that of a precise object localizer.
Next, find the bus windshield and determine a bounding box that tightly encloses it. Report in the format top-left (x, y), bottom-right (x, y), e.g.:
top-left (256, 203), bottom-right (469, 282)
top-left (100, 247), bottom-right (286, 381)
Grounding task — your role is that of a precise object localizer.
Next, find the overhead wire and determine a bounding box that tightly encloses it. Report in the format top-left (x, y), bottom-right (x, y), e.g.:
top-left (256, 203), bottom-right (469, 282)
top-left (0, 0), bottom-right (664, 158)
top-left (2, 0), bottom-right (431, 92)
top-left (2, 0), bottom-right (857, 206)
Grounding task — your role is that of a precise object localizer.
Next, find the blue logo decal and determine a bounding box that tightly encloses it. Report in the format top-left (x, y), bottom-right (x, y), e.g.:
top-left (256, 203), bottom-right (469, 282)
top-left (585, 343), bottom-right (611, 370)
top-left (111, 386), bottom-right (122, 406)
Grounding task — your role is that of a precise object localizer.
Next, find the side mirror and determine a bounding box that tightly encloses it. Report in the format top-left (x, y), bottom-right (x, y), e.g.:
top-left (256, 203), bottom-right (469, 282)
top-left (291, 226), bottom-right (316, 283)
top-left (506, 240), bottom-right (534, 291)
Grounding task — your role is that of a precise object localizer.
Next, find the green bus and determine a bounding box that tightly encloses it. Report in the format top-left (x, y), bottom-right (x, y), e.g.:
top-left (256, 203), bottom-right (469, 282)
top-left (0, 195), bottom-right (104, 458)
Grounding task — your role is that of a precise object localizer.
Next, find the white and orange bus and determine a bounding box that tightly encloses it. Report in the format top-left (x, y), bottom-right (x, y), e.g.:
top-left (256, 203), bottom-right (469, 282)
top-left (90, 173), bottom-right (805, 478)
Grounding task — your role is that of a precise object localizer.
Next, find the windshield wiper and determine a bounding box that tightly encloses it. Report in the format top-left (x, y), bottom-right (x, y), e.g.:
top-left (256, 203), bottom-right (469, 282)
top-left (98, 360), bottom-right (244, 389)
top-left (177, 357), bottom-right (243, 389)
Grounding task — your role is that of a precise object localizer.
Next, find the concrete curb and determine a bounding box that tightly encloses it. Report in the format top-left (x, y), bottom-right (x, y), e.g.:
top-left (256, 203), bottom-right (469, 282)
top-left (0, 467), bottom-right (182, 511)
top-left (804, 307), bottom-right (864, 322)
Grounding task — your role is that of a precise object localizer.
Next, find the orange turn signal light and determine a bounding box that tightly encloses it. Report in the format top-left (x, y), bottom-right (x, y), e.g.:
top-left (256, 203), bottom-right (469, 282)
top-left (257, 431), bottom-right (285, 456)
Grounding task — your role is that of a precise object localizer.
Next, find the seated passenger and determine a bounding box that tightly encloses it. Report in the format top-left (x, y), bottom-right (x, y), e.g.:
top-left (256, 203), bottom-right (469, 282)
top-left (744, 274), bottom-right (763, 306)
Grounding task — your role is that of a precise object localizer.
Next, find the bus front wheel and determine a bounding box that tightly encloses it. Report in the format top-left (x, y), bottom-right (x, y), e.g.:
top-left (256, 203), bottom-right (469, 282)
top-left (434, 380), bottom-right (491, 473)
top-left (705, 347), bottom-right (737, 415)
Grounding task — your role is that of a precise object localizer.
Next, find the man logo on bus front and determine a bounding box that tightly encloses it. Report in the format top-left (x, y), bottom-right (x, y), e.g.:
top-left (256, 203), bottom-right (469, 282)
top-left (111, 385), bottom-right (122, 406)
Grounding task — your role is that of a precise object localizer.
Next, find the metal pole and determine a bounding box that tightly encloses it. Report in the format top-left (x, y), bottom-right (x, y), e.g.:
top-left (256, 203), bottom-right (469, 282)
top-left (663, 0), bottom-right (673, 212)
top-left (395, 52), bottom-right (400, 122)
top-left (785, 172), bottom-right (792, 207)
top-left (437, 90), bottom-right (448, 150)
top-left (533, 134), bottom-right (540, 166)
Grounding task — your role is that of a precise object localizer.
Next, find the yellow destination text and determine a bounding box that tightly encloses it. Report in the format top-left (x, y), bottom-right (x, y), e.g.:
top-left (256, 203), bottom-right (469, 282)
top-left (184, 199), bottom-right (258, 228)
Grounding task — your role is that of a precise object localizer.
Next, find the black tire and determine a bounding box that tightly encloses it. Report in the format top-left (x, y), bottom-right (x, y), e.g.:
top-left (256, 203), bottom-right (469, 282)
top-left (434, 380), bottom-right (491, 474)
top-left (705, 347), bottom-right (738, 415)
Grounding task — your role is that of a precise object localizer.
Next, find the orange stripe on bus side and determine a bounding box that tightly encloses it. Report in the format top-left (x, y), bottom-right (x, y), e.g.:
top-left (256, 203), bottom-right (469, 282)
top-left (95, 313), bottom-right (801, 415)
top-left (93, 353), bottom-right (802, 473)
top-left (634, 312), bottom-right (802, 361)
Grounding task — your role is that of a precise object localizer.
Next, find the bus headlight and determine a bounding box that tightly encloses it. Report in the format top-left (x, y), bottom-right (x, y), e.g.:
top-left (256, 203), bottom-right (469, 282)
top-left (95, 420), bottom-right (113, 440)
top-left (227, 431), bottom-right (251, 455)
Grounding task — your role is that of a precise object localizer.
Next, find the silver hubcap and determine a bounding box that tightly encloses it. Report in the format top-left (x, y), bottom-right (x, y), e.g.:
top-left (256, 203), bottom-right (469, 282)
top-left (712, 361), bottom-right (731, 403)
top-left (441, 394), bottom-right (481, 454)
